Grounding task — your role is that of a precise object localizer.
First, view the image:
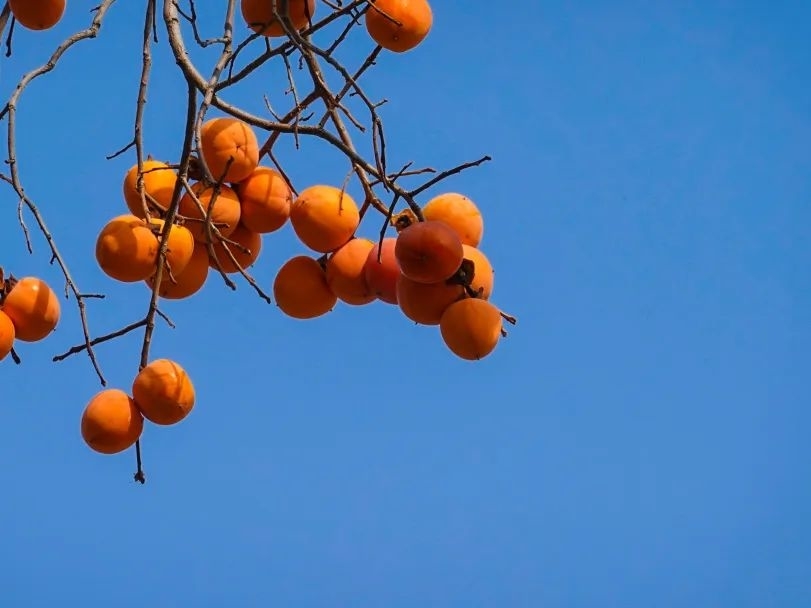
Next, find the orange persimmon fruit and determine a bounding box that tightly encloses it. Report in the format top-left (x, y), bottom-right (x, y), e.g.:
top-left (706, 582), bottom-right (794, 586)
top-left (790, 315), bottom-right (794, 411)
top-left (290, 185), bottom-right (360, 253)
top-left (365, 0), bottom-right (433, 53)
top-left (439, 297), bottom-right (503, 360)
top-left (394, 219), bottom-right (464, 284)
top-left (8, 0), bottom-right (66, 31)
top-left (208, 223), bottom-right (262, 274)
top-left (80, 389), bottom-right (144, 455)
top-left (235, 166), bottom-right (292, 233)
top-left (423, 192), bottom-right (484, 247)
top-left (199, 116), bottom-right (259, 183)
top-left (122, 159), bottom-right (178, 218)
top-left (273, 255), bottom-right (337, 319)
top-left (146, 243), bottom-right (210, 300)
top-left (178, 181), bottom-right (242, 243)
top-left (1, 276), bottom-right (61, 342)
top-left (132, 359), bottom-right (196, 426)
top-left (363, 237), bottom-right (400, 304)
top-left (460, 244), bottom-right (494, 299)
top-left (95, 214), bottom-right (160, 283)
top-left (325, 238), bottom-right (376, 305)
top-left (147, 218), bottom-right (196, 278)
top-left (0, 311), bottom-right (15, 360)
top-left (240, 0), bottom-right (316, 37)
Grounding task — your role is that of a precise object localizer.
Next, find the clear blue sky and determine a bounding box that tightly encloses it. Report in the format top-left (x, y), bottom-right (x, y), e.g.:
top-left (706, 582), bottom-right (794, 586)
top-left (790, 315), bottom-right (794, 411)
top-left (1, 2), bottom-right (808, 606)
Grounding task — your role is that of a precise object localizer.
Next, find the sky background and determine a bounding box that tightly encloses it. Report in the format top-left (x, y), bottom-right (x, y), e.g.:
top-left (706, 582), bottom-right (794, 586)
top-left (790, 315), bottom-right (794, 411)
top-left (0, 1), bottom-right (809, 606)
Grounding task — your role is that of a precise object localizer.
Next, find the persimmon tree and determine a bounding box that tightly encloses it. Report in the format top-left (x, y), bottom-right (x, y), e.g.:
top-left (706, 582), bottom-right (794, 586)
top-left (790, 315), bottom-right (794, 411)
top-left (0, 0), bottom-right (517, 484)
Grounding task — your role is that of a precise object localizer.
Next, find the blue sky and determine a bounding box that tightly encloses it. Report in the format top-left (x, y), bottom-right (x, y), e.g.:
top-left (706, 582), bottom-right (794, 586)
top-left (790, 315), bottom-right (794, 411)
top-left (0, 2), bottom-right (808, 606)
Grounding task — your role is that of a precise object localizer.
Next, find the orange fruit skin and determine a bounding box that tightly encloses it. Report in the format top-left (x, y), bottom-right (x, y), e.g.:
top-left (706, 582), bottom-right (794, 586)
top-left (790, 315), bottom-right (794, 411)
top-left (273, 256), bottom-right (337, 319)
top-left (290, 185), bottom-right (360, 253)
top-left (461, 244), bottom-right (494, 299)
top-left (325, 238), bottom-right (377, 305)
top-left (80, 389), bottom-right (144, 455)
top-left (146, 243), bottom-right (210, 300)
top-left (396, 274), bottom-right (464, 326)
top-left (1, 276), bottom-right (61, 342)
top-left (209, 223), bottom-right (262, 274)
top-left (122, 160), bottom-right (178, 218)
top-left (241, 0), bottom-right (316, 37)
top-left (179, 182), bottom-right (242, 243)
top-left (8, 0), bottom-right (65, 31)
top-left (95, 214), bottom-right (159, 283)
top-left (365, 0), bottom-right (433, 53)
top-left (235, 166), bottom-right (292, 233)
top-left (0, 311), bottom-right (15, 360)
top-left (147, 218), bottom-right (196, 278)
top-left (132, 359), bottom-right (196, 426)
top-left (363, 237), bottom-right (400, 304)
top-left (200, 117), bottom-right (259, 183)
top-left (394, 220), bottom-right (464, 283)
top-left (423, 193), bottom-right (483, 247)
top-left (439, 298), bottom-right (503, 360)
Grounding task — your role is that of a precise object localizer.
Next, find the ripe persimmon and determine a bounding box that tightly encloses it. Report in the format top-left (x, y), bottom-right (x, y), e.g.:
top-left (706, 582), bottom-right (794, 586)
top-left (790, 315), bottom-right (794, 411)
top-left (179, 181), bottom-right (242, 243)
top-left (8, 0), bottom-right (65, 31)
top-left (395, 220), bottom-right (463, 283)
top-left (241, 0), bottom-right (316, 37)
top-left (396, 274), bottom-right (463, 325)
top-left (423, 192), bottom-right (483, 247)
top-left (147, 219), bottom-right (196, 278)
top-left (0, 311), bottom-right (15, 360)
top-left (80, 389), bottom-right (144, 455)
top-left (122, 159), bottom-right (178, 218)
top-left (290, 185), bottom-right (360, 253)
top-left (439, 297), bottom-right (503, 360)
top-left (325, 238), bottom-right (376, 305)
top-left (235, 166), bottom-right (292, 233)
top-left (363, 237), bottom-right (400, 304)
top-left (460, 244), bottom-right (494, 299)
top-left (365, 0), bottom-right (433, 53)
top-left (273, 255), bottom-right (337, 319)
top-left (95, 214), bottom-right (159, 282)
top-left (199, 116), bottom-right (259, 183)
top-left (208, 223), bottom-right (262, 274)
top-left (132, 359), bottom-right (196, 426)
top-left (1, 276), bottom-right (61, 342)
top-left (146, 243), bottom-right (210, 300)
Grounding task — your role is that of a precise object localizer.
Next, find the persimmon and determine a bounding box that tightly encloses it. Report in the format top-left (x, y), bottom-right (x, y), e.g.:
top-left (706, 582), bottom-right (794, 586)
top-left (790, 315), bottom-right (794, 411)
top-left (8, 0), bottom-right (65, 31)
top-left (199, 116), bottom-right (259, 183)
top-left (95, 214), bottom-right (160, 282)
top-left (132, 359), bottom-right (196, 426)
top-left (241, 0), bottom-right (316, 37)
top-left (423, 192), bottom-right (483, 247)
top-left (273, 256), bottom-right (337, 319)
top-left (122, 159), bottom-right (178, 218)
top-left (1, 276), bottom-right (61, 341)
top-left (235, 166), bottom-right (292, 233)
top-left (80, 389), bottom-right (144, 455)
top-left (208, 223), bottom-right (262, 274)
top-left (146, 243), bottom-right (210, 300)
top-left (290, 185), bottom-right (360, 253)
top-left (363, 237), bottom-right (400, 304)
top-left (396, 275), bottom-right (463, 325)
top-left (460, 244), bottom-right (494, 299)
top-left (439, 298), bottom-right (503, 360)
top-left (0, 311), bottom-right (15, 360)
top-left (147, 218), bottom-right (196, 278)
top-left (365, 0), bottom-right (433, 53)
top-left (395, 219), bottom-right (463, 283)
top-left (325, 238), bottom-right (376, 305)
top-left (178, 181), bottom-right (242, 243)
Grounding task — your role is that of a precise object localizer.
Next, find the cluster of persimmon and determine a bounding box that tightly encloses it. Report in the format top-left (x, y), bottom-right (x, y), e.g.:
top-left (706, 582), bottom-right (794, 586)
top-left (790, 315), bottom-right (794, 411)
top-left (81, 359), bottom-right (195, 455)
top-left (275, 187), bottom-right (506, 360)
top-left (0, 271), bottom-right (61, 362)
top-left (241, 0), bottom-right (434, 54)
